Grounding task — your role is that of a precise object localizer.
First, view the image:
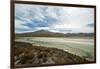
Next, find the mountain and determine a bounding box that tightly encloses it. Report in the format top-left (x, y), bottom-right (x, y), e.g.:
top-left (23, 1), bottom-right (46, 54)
top-left (16, 30), bottom-right (94, 37)
top-left (16, 30), bottom-right (65, 37)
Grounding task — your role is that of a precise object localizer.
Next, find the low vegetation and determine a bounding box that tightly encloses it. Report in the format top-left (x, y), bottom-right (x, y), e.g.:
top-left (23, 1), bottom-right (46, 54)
top-left (14, 41), bottom-right (90, 67)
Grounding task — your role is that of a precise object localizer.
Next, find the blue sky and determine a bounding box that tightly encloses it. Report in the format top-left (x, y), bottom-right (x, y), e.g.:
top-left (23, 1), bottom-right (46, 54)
top-left (15, 4), bottom-right (94, 33)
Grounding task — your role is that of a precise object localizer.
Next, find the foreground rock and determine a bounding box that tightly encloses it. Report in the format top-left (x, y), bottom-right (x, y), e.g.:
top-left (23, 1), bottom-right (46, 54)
top-left (14, 41), bottom-right (89, 67)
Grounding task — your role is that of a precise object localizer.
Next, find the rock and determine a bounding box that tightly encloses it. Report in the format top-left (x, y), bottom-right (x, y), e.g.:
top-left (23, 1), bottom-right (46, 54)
top-left (14, 41), bottom-right (89, 67)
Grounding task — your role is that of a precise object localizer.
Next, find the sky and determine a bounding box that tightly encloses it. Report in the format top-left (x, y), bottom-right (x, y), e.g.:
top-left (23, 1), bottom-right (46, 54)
top-left (15, 4), bottom-right (94, 33)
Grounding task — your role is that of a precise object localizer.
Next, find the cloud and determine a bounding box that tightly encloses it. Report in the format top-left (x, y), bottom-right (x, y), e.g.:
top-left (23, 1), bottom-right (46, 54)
top-left (86, 23), bottom-right (94, 27)
top-left (15, 4), bottom-right (94, 33)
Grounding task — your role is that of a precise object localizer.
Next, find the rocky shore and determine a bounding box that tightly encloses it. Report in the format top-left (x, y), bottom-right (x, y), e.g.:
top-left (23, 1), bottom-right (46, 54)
top-left (14, 41), bottom-right (89, 67)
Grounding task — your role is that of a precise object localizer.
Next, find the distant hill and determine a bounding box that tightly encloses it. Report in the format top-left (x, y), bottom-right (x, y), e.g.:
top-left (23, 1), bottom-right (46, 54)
top-left (16, 30), bottom-right (65, 37)
top-left (16, 30), bottom-right (94, 37)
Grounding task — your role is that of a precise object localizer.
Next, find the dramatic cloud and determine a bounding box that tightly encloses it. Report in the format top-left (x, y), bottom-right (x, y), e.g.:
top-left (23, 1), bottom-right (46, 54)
top-left (15, 4), bottom-right (94, 33)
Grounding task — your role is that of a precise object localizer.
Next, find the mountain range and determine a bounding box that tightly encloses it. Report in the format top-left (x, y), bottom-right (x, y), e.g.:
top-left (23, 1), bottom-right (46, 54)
top-left (16, 30), bottom-right (94, 37)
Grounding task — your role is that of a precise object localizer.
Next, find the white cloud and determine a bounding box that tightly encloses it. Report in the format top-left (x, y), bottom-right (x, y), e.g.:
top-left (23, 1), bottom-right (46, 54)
top-left (15, 4), bottom-right (94, 33)
top-left (15, 20), bottom-right (31, 29)
top-left (49, 7), bottom-right (94, 33)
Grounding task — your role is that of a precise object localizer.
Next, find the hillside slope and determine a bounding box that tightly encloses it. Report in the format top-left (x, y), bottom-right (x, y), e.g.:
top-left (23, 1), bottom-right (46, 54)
top-left (14, 41), bottom-right (90, 67)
